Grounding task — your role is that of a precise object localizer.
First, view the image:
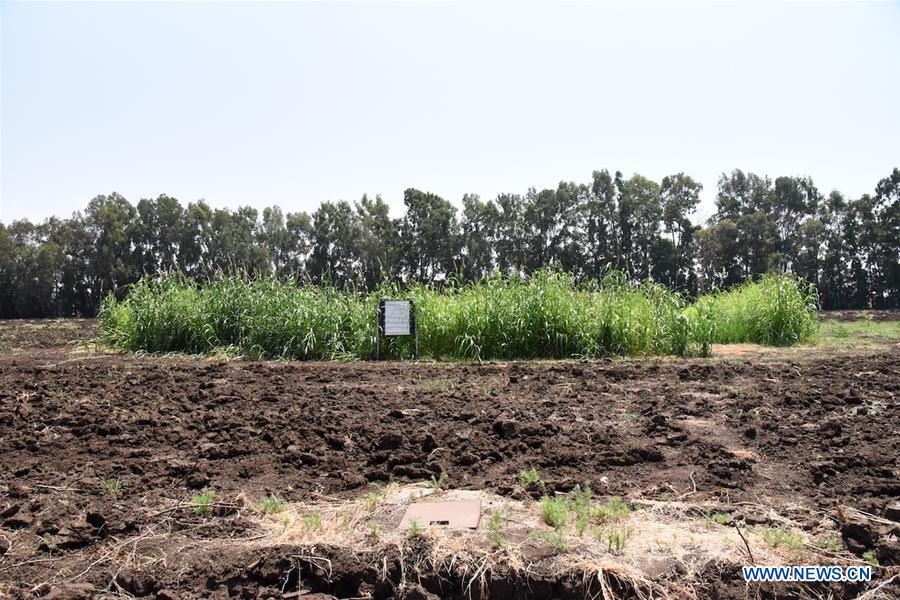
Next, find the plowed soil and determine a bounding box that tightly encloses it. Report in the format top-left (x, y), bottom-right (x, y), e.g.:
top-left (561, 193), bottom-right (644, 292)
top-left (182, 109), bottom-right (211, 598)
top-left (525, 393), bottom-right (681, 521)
top-left (1, 319), bottom-right (898, 599)
top-left (821, 309), bottom-right (900, 322)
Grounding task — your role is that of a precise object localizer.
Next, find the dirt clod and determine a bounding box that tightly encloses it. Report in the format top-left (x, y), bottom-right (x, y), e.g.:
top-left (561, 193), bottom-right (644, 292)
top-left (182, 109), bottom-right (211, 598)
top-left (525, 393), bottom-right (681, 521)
top-left (43, 583), bottom-right (96, 600)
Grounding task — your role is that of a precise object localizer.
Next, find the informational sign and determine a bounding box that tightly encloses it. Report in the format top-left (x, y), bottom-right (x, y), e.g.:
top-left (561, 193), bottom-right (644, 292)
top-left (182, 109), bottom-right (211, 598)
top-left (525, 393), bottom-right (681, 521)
top-left (383, 300), bottom-right (411, 336)
top-left (376, 298), bottom-right (418, 359)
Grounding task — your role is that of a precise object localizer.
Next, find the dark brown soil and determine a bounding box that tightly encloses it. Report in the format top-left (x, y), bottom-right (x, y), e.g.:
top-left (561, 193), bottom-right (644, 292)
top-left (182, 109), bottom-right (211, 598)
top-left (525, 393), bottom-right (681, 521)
top-left (820, 309), bottom-right (900, 322)
top-left (1, 320), bottom-right (898, 599)
top-left (0, 319), bottom-right (96, 350)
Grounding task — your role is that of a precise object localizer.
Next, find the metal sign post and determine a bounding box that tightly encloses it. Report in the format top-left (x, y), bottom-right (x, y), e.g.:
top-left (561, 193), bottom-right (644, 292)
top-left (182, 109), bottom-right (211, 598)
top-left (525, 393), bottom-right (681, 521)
top-left (376, 299), bottom-right (418, 360)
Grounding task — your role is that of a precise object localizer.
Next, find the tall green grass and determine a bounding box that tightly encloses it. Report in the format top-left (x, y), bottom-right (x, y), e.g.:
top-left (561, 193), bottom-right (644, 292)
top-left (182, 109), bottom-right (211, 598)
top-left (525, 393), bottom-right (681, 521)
top-left (694, 275), bottom-right (819, 346)
top-left (99, 271), bottom-right (818, 360)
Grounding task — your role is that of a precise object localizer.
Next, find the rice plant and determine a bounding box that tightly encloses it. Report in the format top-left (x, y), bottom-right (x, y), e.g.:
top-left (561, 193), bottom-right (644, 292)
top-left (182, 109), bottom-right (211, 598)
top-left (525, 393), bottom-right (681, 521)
top-left (812, 536), bottom-right (843, 552)
top-left (519, 468), bottom-right (542, 487)
top-left (256, 494), bottom-right (285, 514)
top-left (101, 477), bottom-right (121, 497)
top-left (488, 511), bottom-right (508, 550)
top-left (530, 529), bottom-right (569, 552)
top-left (408, 518), bottom-right (422, 537)
top-left (593, 496), bottom-right (631, 524)
top-left (540, 496), bottom-right (568, 530)
top-left (302, 512), bottom-right (322, 530)
top-left (429, 471), bottom-right (448, 493)
top-left (597, 524), bottom-right (633, 555)
top-left (191, 490), bottom-right (215, 515)
top-left (100, 270), bottom-right (818, 360)
top-left (760, 525), bottom-right (805, 551)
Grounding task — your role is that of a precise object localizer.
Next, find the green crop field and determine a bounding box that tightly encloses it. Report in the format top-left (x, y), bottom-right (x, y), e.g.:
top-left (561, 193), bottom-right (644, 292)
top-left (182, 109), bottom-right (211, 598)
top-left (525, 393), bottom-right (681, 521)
top-left (99, 271), bottom-right (818, 361)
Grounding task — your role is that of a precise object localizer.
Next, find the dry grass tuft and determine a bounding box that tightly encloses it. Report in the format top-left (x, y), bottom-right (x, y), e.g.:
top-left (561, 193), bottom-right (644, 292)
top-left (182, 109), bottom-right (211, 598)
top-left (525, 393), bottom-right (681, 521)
top-left (238, 484), bottom-right (872, 599)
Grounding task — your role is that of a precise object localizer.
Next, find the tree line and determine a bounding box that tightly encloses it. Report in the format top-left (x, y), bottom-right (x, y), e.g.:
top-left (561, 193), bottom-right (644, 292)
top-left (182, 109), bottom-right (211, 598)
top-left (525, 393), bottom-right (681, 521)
top-left (1, 168), bottom-right (897, 318)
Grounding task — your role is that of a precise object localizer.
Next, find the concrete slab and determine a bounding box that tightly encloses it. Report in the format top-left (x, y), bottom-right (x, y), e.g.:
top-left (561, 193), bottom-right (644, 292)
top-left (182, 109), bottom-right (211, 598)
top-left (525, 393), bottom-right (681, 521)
top-left (399, 499), bottom-right (482, 530)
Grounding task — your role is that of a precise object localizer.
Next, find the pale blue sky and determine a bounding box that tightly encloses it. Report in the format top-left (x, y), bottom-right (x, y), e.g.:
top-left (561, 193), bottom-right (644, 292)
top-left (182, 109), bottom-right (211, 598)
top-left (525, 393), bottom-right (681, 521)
top-left (2, 1), bottom-right (899, 224)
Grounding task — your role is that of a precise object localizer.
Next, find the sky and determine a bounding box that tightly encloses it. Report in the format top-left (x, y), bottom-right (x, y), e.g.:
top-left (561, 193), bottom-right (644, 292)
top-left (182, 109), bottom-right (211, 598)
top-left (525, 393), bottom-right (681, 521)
top-left (1, 1), bottom-right (899, 225)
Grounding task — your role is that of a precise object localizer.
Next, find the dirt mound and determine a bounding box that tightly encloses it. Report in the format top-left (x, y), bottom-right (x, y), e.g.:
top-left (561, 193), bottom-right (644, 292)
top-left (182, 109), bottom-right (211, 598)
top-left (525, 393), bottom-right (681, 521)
top-left (0, 320), bottom-right (897, 598)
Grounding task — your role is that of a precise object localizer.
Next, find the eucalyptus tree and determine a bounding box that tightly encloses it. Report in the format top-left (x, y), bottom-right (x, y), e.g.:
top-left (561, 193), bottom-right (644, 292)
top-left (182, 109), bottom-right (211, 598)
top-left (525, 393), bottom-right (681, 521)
top-left (258, 206), bottom-right (293, 274)
top-left (696, 218), bottom-right (742, 289)
top-left (714, 170), bottom-right (773, 221)
top-left (84, 193), bottom-right (138, 307)
top-left (48, 213), bottom-right (94, 315)
top-left (132, 194), bottom-right (185, 275)
top-left (0, 223), bottom-right (14, 315)
top-left (817, 191), bottom-right (852, 309)
top-left (553, 181), bottom-right (588, 275)
top-left (307, 200), bottom-right (363, 287)
top-left (460, 193), bottom-right (499, 280)
top-left (210, 206), bottom-right (268, 274)
top-left (660, 173), bottom-right (702, 290)
top-left (356, 194), bottom-right (400, 287)
top-left (521, 182), bottom-right (587, 274)
top-left (3, 220), bottom-right (55, 316)
top-left (872, 168), bottom-right (900, 306)
top-left (583, 169), bottom-right (620, 279)
top-left (618, 174), bottom-right (662, 280)
top-left (284, 211), bottom-right (314, 275)
top-left (179, 200), bottom-right (214, 278)
top-left (771, 176), bottom-right (820, 267)
top-left (400, 188), bottom-right (460, 282)
top-left (493, 193), bottom-right (526, 275)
